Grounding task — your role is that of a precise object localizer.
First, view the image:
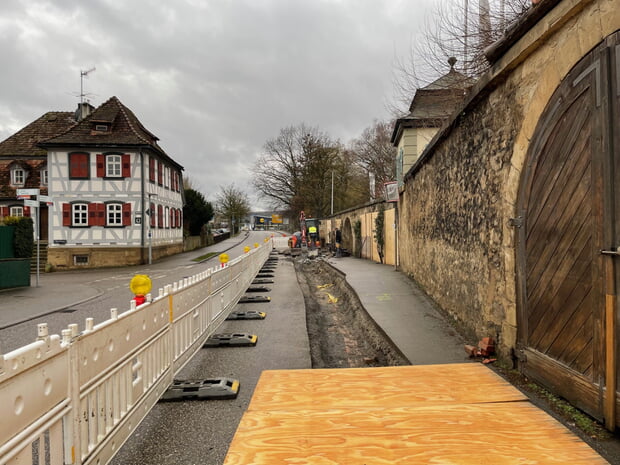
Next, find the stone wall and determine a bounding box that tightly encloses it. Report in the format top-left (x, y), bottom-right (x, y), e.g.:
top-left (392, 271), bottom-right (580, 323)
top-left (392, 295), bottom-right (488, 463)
top-left (397, 0), bottom-right (619, 356)
top-left (321, 201), bottom-right (396, 265)
top-left (48, 243), bottom-right (183, 270)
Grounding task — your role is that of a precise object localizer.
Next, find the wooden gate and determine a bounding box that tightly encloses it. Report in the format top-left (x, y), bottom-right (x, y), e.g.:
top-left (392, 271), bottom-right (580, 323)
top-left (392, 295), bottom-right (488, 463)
top-left (517, 32), bottom-right (620, 429)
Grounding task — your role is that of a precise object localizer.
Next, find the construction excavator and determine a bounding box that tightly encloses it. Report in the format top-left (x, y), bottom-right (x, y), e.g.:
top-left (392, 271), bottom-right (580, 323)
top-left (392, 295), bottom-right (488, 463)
top-left (289, 211), bottom-right (320, 253)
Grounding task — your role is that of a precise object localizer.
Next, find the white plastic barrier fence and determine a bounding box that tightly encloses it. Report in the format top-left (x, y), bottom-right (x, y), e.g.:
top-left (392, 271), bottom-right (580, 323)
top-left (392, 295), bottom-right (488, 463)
top-left (271, 235), bottom-right (290, 250)
top-left (0, 243), bottom-right (271, 465)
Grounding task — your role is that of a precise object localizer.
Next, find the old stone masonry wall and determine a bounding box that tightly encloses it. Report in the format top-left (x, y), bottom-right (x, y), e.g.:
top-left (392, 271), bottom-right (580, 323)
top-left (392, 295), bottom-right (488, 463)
top-left (399, 80), bottom-right (523, 355)
top-left (397, 0), bottom-right (620, 357)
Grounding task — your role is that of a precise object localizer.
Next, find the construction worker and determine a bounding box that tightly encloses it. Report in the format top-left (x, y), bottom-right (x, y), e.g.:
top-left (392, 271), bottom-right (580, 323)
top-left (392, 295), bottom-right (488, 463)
top-left (308, 224), bottom-right (318, 248)
top-left (335, 228), bottom-right (342, 257)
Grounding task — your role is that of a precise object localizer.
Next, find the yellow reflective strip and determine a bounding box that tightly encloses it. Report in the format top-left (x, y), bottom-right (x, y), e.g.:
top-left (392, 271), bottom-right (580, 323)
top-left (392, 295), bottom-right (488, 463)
top-left (169, 295), bottom-right (174, 322)
top-left (231, 380), bottom-right (240, 393)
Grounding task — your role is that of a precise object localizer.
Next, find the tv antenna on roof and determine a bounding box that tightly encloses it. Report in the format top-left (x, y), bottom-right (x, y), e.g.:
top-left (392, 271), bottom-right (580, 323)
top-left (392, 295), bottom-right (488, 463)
top-left (80, 67), bottom-right (96, 103)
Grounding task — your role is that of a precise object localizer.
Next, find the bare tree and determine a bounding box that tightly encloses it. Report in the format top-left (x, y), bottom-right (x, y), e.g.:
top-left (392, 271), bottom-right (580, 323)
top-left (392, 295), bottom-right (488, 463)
top-left (253, 123), bottom-right (369, 220)
top-left (390, 0), bottom-right (531, 115)
top-left (215, 184), bottom-right (250, 234)
top-left (349, 120), bottom-right (396, 199)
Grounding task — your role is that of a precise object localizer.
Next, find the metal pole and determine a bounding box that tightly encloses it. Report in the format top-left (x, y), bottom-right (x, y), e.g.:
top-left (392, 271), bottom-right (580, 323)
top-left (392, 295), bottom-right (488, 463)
top-left (331, 171), bottom-right (334, 215)
top-left (36, 205), bottom-right (40, 287)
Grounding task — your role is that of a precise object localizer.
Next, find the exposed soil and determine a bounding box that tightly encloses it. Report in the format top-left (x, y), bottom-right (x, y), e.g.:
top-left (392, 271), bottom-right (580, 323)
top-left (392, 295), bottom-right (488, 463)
top-left (294, 254), bottom-right (620, 465)
top-left (295, 257), bottom-right (408, 369)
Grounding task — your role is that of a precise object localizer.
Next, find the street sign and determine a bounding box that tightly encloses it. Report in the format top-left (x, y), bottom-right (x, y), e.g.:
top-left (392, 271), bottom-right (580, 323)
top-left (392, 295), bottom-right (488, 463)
top-left (39, 195), bottom-right (52, 203)
top-left (16, 188), bottom-right (40, 196)
top-left (24, 199), bottom-right (39, 207)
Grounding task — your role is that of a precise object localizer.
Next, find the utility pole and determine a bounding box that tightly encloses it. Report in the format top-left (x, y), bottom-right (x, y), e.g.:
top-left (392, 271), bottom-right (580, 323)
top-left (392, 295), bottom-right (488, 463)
top-left (147, 192), bottom-right (157, 265)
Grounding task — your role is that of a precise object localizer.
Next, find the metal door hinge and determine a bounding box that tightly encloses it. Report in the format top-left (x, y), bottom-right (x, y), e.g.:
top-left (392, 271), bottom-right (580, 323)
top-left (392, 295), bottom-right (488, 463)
top-left (509, 216), bottom-right (523, 228)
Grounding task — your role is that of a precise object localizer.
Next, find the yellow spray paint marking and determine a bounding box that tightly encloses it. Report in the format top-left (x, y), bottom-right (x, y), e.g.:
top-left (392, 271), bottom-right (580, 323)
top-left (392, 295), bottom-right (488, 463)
top-left (376, 293), bottom-right (392, 302)
top-left (129, 274), bottom-right (152, 296)
top-left (326, 293), bottom-right (338, 304)
top-left (317, 283), bottom-right (333, 289)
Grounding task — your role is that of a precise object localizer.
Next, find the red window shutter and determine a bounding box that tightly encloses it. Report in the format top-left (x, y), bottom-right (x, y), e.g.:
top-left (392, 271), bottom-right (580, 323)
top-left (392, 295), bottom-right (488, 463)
top-left (70, 153), bottom-right (89, 178)
top-left (170, 208), bottom-right (175, 228)
top-left (96, 154), bottom-right (105, 177)
top-left (1, 206), bottom-right (8, 217)
top-left (176, 209), bottom-right (181, 228)
top-left (157, 205), bottom-right (163, 228)
top-left (122, 203), bottom-right (131, 226)
top-left (88, 203), bottom-right (98, 226)
top-left (149, 158), bottom-right (155, 182)
top-left (97, 203), bottom-right (105, 226)
top-left (122, 154), bottom-right (131, 177)
top-left (179, 210), bottom-right (182, 228)
top-left (157, 162), bottom-right (163, 185)
top-left (63, 203), bottom-right (71, 226)
top-left (23, 206), bottom-right (31, 217)
top-left (172, 172), bottom-right (177, 191)
top-left (150, 202), bottom-right (155, 227)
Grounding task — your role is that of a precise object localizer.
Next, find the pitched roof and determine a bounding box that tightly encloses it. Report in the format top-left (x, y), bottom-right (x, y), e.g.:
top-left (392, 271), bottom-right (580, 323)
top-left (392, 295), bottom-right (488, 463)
top-left (41, 96), bottom-right (182, 169)
top-left (0, 111), bottom-right (77, 157)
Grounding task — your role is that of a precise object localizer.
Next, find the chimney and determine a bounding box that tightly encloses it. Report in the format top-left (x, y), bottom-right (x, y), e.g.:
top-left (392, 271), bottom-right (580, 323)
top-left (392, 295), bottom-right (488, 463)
top-left (75, 102), bottom-right (94, 122)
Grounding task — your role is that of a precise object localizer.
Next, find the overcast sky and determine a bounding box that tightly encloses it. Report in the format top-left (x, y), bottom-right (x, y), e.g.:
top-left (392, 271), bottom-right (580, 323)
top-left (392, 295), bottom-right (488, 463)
top-left (1, 0), bottom-right (441, 209)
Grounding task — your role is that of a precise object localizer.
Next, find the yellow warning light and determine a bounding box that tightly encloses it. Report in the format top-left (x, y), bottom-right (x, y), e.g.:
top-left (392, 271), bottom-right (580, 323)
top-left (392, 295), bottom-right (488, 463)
top-left (130, 274), bottom-right (152, 296)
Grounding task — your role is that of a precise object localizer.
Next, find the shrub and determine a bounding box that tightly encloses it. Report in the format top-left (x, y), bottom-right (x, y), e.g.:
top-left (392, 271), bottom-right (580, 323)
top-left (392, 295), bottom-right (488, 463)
top-left (4, 216), bottom-right (34, 258)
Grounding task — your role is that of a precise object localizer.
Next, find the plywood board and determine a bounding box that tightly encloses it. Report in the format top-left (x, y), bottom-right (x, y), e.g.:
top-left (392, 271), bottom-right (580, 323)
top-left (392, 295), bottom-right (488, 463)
top-left (225, 403), bottom-right (608, 465)
top-left (248, 363), bottom-right (527, 411)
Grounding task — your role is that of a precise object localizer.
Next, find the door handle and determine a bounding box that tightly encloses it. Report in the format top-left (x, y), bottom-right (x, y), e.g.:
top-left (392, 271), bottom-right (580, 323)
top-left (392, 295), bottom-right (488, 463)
top-left (601, 248), bottom-right (620, 256)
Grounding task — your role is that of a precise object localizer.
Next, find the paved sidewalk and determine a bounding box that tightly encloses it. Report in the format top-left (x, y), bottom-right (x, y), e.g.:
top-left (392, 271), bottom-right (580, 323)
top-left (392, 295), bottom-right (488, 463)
top-left (326, 256), bottom-right (469, 365)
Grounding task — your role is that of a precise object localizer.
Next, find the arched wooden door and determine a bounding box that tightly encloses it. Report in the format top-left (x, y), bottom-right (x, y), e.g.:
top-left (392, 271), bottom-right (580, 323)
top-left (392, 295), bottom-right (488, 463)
top-left (517, 32), bottom-right (620, 428)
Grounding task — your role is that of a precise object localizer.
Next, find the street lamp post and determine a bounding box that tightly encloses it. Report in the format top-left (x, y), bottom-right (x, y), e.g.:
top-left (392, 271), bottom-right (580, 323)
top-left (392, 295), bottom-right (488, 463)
top-left (147, 192), bottom-right (157, 265)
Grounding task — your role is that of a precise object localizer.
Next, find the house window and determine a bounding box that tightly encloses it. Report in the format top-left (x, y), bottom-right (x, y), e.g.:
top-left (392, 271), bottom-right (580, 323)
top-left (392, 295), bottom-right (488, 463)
top-left (95, 124), bottom-right (109, 132)
top-left (73, 255), bottom-right (90, 266)
top-left (72, 203), bottom-right (88, 226)
top-left (11, 167), bottom-right (25, 186)
top-left (10, 206), bottom-right (23, 217)
top-left (106, 155), bottom-right (122, 177)
top-left (149, 157), bottom-right (156, 183)
top-left (107, 203), bottom-right (123, 226)
top-left (69, 153), bottom-right (90, 179)
top-left (40, 168), bottom-right (48, 186)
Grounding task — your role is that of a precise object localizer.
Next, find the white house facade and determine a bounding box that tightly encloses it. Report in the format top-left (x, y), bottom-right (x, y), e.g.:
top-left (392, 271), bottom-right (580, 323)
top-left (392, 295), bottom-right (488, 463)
top-left (40, 97), bottom-right (184, 269)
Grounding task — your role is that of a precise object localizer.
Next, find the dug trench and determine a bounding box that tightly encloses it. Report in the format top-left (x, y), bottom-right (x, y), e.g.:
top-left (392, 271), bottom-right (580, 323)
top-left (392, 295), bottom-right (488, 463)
top-left (294, 257), bottom-right (408, 369)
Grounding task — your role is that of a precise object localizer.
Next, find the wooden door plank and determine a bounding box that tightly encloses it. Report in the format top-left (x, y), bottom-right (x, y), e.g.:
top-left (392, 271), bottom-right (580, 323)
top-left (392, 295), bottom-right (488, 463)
top-left (526, 158), bottom-right (591, 312)
top-left (527, 206), bottom-right (592, 335)
top-left (526, 135), bottom-right (591, 298)
top-left (526, 95), bottom-right (591, 237)
top-left (530, 246), bottom-right (592, 351)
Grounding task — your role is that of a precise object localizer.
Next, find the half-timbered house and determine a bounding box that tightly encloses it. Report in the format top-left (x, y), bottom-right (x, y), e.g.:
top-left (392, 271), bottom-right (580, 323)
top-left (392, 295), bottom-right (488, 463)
top-left (39, 96), bottom-right (184, 269)
top-left (0, 110), bottom-right (78, 239)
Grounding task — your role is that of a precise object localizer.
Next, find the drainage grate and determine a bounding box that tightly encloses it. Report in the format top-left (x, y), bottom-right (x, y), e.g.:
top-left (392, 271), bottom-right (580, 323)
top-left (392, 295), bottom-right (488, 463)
top-left (239, 295), bottom-right (271, 304)
top-left (226, 311), bottom-right (267, 320)
top-left (160, 378), bottom-right (239, 401)
top-left (204, 333), bottom-right (258, 347)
